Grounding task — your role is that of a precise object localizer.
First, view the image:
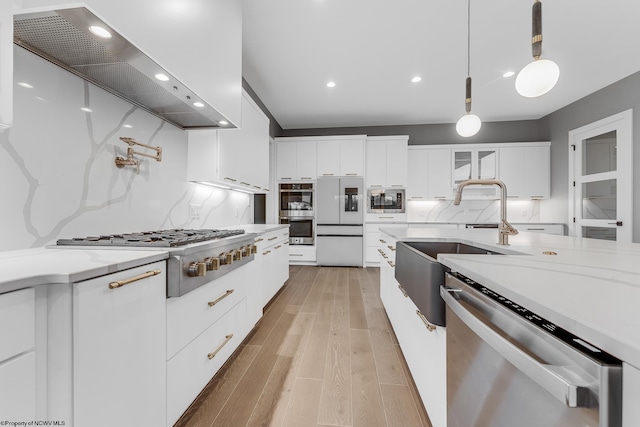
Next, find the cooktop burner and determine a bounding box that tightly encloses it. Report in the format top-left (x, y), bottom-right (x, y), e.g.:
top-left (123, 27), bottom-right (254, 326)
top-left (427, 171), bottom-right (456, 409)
top-left (56, 228), bottom-right (245, 247)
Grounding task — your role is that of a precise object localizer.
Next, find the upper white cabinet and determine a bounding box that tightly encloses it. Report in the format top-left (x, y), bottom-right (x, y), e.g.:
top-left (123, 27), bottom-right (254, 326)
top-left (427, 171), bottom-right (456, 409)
top-left (317, 136), bottom-right (365, 177)
top-left (365, 136), bottom-right (408, 188)
top-left (407, 148), bottom-right (429, 200)
top-left (499, 143), bottom-right (550, 199)
top-left (275, 139), bottom-right (317, 181)
top-left (17, 0), bottom-right (242, 126)
top-left (187, 90), bottom-right (271, 192)
top-left (427, 149), bottom-right (453, 200)
top-left (0, 0), bottom-right (12, 129)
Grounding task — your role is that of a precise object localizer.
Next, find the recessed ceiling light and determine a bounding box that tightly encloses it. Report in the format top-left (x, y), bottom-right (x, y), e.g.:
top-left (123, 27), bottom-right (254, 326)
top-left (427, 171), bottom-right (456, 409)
top-left (411, 76), bottom-right (422, 83)
top-left (193, 102), bottom-right (205, 108)
top-left (155, 73), bottom-right (170, 82)
top-left (89, 25), bottom-right (112, 39)
top-left (326, 81), bottom-right (336, 88)
top-left (218, 120), bottom-right (229, 126)
top-left (81, 107), bottom-right (92, 113)
top-left (123, 124), bottom-right (133, 128)
top-left (18, 82), bottom-right (34, 88)
top-left (503, 71), bottom-right (515, 78)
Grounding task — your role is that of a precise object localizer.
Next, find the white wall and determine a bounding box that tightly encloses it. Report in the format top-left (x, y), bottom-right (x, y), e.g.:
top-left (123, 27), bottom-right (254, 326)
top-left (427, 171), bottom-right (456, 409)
top-left (0, 47), bottom-right (251, 252)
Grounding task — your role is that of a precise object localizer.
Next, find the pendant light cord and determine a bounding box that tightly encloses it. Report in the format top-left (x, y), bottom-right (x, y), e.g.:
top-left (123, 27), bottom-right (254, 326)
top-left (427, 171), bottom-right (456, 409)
top-left (467, 0), bottom-right (471, 77)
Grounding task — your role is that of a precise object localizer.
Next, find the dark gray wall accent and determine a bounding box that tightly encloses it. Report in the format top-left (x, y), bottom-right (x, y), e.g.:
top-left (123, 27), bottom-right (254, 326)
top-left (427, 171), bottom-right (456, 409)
top-left (541, 70), bottom-right (640, 242)
top-left (242, 78), bottom-right (284, 137)
top-left (279, 120), bottom-right (548, 145)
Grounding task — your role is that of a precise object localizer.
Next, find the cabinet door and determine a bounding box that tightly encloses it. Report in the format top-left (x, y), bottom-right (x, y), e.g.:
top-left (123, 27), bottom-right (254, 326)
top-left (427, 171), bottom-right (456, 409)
top-left (339, 139), bottom-right (365, 176)
top-left (365, 139), bottom-right (387, 187)
top-left (296, 141), bottom-right (317, 180)
top-left (385, 139), bottom-right (408, 187)
top-left (0, 352), bottom-right (36, 420)
top-left (427, 149), bottom-right (452, 199)
top-left (0, 0), bottom-right (12, 128)
top-left (624, 362), bottom-right (640, 427)
top-left (317, 140), bottom-right (340, 177)
top-left (407, 149), bottom-right (429, 200)
top-left (73, 261), bottom-right (166, 427)
top-left (276, 141), bottom-right (298, 180)
top-left (498, 146), bottom-right (525, 198)
top-left (522, 145), bottom-right (550, 199)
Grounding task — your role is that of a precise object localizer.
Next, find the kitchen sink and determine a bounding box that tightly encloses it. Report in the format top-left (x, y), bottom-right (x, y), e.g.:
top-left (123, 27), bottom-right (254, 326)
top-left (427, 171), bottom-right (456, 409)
top-left (394, 241), bottom-right (503, 327)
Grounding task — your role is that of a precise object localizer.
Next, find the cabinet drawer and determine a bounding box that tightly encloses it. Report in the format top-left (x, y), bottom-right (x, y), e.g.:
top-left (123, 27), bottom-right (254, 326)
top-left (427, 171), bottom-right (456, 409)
top-left (514, 224), bottom-right (565, 235)
top-left (288, 245), bottom-right (316, 262)
top-left (0, 288), bottom-right (35, 362)
top-left (0, 351), bottom-right (36, 420)
top-left (167, 298), bottom-right (247, 426)
top-left (167, 265), bottom-right (250, 359)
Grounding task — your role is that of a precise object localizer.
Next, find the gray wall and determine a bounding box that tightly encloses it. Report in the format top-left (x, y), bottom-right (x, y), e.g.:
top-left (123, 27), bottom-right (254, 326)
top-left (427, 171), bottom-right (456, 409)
top-left (541, 70), bottom-right (640, 242)
top-left (279, 120), bottom-right (548, 145)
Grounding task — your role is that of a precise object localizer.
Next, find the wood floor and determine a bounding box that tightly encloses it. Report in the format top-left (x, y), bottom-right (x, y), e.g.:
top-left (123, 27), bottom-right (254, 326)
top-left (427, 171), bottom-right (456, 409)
top-left (174, 265), bottom-right (432, 427)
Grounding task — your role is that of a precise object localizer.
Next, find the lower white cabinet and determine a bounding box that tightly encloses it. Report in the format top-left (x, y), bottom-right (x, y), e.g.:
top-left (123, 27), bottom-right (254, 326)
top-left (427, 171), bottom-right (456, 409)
top-left (0, 352), bottom-right (36, 420)
top-left (624, 363), bottom-right (640, 427)
top-left (73, 261), bottom-right (166, 427)
top-left (378, 233), bottom-right (447, 427)
top-left (288, 244), bottom-right (316, 263)
top-left (253, 228), bottom-right (290, 309)
top-left (366, 223), bottom-right (407, 266)
top-left (512, 223), bottom-right (565, 235)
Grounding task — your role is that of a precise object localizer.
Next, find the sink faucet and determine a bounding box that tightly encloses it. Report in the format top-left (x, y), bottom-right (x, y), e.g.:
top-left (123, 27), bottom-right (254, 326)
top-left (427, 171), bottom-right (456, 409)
top-left (453, 179), bottom-right (518, 245)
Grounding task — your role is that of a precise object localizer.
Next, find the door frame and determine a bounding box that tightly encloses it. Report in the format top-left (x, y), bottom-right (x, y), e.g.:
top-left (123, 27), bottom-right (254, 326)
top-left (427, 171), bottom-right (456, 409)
top-left (568, 109), bottom-right (633, 242)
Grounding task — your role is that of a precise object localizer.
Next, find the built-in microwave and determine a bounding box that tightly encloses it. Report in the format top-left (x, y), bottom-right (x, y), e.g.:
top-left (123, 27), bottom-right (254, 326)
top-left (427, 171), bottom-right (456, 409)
top-left (367, 188), bottom-right (405, 213)
top-left (279, 183), bottom-right (314, 218)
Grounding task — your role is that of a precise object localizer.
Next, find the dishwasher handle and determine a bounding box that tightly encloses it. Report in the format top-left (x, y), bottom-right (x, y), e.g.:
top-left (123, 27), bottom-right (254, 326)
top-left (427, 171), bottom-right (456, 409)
top-left (440, 285), bottom-right (588, 408)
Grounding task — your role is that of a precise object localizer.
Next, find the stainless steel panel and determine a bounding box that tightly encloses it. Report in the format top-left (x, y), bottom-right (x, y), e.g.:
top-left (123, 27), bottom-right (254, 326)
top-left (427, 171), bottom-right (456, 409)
top-left (316, 235), bottom-right (363, 267)
top-left (316, 177), bottom-right (340, 224)
top-left (316, 225), bottom-right (363, 235)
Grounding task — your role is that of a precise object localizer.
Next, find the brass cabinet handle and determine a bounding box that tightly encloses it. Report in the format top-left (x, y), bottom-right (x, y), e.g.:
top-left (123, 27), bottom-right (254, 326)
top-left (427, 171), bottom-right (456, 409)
top-left (240, 181), bottom-right (250, 186)
top-left (284, 242), bottom-right (289, 245)
top-left (322, 173), bottom-right (335, 176)
top-left (387, 245), bottom-right (396, 251)
top-left (300, 177), bottom-right (313, 180)
top-left (109, 269), bottom-right (161, 289)
top-left (255, 238), bottom-right (264, 243)
top-left (208, 289), bottom-right (234, 307)
top-left (207, 334), bottom-right (234, 360)
top-left (290, 254), bottom-right (303, 257)
top-left (345, 173), bottom-right (358, 176)
top-left (379, 239), bottom-right (387, 244)
top-left (274, 245), bottom-right (282, 249)
top-left (223, 177), bottom-right (237, 182)
top-left (387, 260), bottom-right (395, 268)
top-left (263, 250), bottom-right (271, 256)
top-left (268, 236), bottom-right (278, 241)
top-left (398, 285), bottom-right (409, 298)
top-left (416, 310), bottom-right (437, 332)
top-left (280, 177), bottom-right (293, 180)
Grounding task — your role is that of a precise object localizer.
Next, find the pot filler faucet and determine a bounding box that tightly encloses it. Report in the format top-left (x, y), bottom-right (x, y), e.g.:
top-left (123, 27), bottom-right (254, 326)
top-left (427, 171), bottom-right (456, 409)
top-left (454, 179), bottom-right (518, 245)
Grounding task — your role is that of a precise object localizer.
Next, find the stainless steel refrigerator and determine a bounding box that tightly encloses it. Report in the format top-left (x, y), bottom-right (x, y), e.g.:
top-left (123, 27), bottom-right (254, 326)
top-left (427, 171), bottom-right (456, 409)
top-left (316, 177), bottom-right (364, 266)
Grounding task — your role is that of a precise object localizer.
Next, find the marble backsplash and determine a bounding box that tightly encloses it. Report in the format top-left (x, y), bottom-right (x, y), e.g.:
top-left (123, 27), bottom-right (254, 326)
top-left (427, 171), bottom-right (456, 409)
top-left (407, 199), bottom-right (541, 223)
top-left (0, 47), bottom-right (251, 252)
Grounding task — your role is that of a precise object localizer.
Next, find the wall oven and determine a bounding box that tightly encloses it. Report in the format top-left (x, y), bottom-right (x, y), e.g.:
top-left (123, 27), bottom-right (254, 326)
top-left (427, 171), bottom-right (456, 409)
top-left (367, 188), bottom-right (405, 213)
top-left (279, 183), bottom-right (314, 245)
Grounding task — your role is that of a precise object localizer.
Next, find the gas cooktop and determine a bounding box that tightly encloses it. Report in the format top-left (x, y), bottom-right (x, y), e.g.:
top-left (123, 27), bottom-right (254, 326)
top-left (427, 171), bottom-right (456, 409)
top-left (56, 229), bottom-right (246, 248)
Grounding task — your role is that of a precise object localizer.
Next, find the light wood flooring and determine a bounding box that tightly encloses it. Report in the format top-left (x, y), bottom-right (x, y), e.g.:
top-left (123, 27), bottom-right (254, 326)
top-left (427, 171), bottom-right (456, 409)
top-left (174, 265), bottom-right (432, 427)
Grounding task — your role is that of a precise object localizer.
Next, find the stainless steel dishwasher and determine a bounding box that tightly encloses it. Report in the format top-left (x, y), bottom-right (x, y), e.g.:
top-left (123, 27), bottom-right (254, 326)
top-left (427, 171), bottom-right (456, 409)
top-left (441, 273), bottom-right (622, 427)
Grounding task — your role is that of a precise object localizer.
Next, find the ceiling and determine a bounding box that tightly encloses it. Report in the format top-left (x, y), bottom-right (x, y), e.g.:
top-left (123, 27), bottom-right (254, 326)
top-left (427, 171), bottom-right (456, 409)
top-left (241, 0), bottom-right (640, 130)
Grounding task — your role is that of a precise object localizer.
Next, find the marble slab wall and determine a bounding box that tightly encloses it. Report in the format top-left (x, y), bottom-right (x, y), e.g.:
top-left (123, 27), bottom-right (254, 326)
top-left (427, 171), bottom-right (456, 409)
top-left (407, 199), bottom-right (541, 223)
top-left (0, 47), bottom-right (251, 252)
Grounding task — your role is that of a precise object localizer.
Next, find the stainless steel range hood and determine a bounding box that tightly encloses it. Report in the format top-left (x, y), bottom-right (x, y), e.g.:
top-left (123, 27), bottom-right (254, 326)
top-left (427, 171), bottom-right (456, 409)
top-left (13, 7), bottom-right (235, 130)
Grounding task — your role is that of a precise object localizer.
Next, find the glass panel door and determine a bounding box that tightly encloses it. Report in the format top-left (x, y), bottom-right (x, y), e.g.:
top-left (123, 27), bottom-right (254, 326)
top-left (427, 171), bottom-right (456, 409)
top-left (569, 110), bottom-right (632, 242)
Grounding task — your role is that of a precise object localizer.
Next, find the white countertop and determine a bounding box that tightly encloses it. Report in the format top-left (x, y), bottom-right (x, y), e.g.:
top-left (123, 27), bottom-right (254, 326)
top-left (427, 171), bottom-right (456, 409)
top-left (0, 247), bottom-right (168, 293)
top-left (380, 227), bottom-right (640, 369)
top-left (224, 224), bottom-right (289, 235)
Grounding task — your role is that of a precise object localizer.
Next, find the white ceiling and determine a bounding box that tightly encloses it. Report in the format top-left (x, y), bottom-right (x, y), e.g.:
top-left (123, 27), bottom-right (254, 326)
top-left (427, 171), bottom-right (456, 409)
top-left (241, 0), bottom-right (640, 130)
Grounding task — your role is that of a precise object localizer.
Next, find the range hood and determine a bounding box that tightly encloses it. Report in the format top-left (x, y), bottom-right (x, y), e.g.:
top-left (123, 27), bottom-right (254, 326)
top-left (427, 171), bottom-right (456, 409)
top-left (13, 7), bottom-right (234, 130)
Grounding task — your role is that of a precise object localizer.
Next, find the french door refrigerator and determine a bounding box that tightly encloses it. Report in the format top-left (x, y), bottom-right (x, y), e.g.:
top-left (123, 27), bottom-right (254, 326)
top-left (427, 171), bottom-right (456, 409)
top-left (316, 177), bottom-right (364, 266)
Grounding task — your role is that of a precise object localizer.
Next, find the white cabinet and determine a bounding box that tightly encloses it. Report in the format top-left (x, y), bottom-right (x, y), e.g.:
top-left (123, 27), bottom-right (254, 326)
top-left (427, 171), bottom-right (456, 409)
top-left (275, 139), bottom-right (317, 181)
top-left (317, 137), bottom-right (365, 177)
top-left (512, 223), bottom-right (565, 235)
top-left (254, 228), bottom-right (290, 308)
top-left (451, 147), bottom-right (499, 199)
top-left (427, 149), bottom-right (453, 200)
top-left (365, 136), bottom-right (408, 188)
top-left (18, 0), bottom-right (242, 126)
top-left (73, 261), bottom-right (166, 427)
top-left (378, 232), bottom-right (446, 427)
top-left (0, 288), bottom-right (36, 420)
top-left (407, 148), bottom-right (429, 200)
top-left (499, 143), bottom-right (550, 199)
top-left (187, 90), bottom-right (270, 193)
top-left (0, 0), bottom-right (12, 129)
top-left (624, 362), bottom-right (640, 427)
top-left (365, 223), bottom-right (407, 266)
top-left (288, 244), bottom-right (317, 263)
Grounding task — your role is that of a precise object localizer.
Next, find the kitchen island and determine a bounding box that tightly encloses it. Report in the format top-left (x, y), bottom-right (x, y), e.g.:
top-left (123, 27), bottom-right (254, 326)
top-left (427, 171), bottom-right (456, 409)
top-left (380, 226), bottom-right (640, 427)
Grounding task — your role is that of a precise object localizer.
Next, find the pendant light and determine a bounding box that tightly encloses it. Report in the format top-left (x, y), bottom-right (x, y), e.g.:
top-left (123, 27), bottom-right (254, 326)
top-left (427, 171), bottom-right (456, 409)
top-left (515, 0), bottom-right (559, 97)
top-left (456, 0), bottom-right (481, 138)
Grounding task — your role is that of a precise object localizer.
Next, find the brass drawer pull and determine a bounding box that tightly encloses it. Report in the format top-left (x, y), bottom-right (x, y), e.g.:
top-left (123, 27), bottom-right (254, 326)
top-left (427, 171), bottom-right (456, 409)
top-left (109, 269), bottom-right (161, 289)
top-left (268, 236), bottom-right (278, 241)
top-left (223, 177), bottom-right (237, 182)
top-left (398, 285), bottom-right (409, 298)
top-left (274, 245), bottom-right (282, 249)
top-left (255, 238), bottom-right (264, 243)
top-left (387, 245), bottom-right (396, 251)
top-left (379, 239), bottom-right (387, 244)
top-left (207, 289), bottom-right (234, 307)
top-left (263, 250), bottom-right (272, 256)
top-left (416, 310), bottom-right (437, 332)
top-left (207, 334), bottom-right (234, 360)
top-left (387, 260), bottom-right (395, 267)
top-left (240, 181), bottom-right (250, 186)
